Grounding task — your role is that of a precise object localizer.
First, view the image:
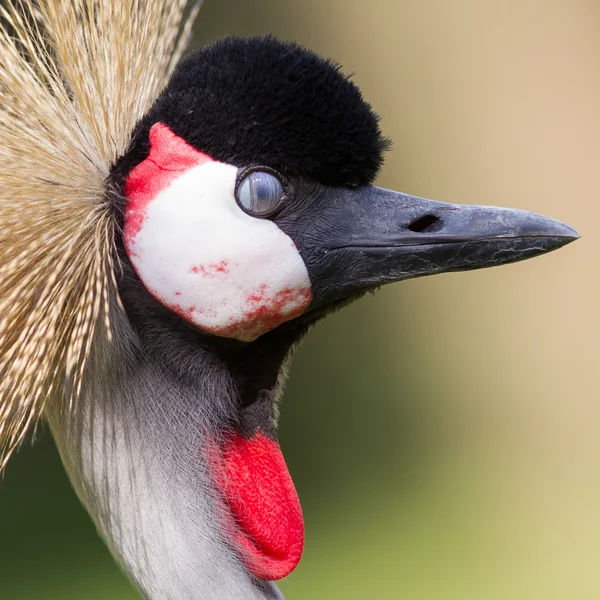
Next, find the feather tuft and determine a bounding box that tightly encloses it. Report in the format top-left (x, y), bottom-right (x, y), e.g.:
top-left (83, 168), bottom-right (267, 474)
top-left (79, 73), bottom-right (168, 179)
top-left (0, 0), bottom-right (200, 468)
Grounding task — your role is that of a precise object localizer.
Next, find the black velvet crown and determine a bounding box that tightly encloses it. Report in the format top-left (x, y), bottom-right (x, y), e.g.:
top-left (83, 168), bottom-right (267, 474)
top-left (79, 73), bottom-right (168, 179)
top-left (119, 36), bottom-right (390, 187)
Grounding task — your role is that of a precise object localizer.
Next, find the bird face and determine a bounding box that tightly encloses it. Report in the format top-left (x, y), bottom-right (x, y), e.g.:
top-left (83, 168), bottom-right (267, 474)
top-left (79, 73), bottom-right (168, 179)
top-left (102, 35), bottom-right (579, 597)
top-left (121, 119), bottom-right (577, 344)
top-left (123, 122), bottom-right (312, 342)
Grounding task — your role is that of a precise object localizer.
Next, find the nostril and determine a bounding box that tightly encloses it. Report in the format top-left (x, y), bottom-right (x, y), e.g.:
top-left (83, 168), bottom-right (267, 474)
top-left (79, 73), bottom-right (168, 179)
top-left (408, 214), bottom-right (443, 233)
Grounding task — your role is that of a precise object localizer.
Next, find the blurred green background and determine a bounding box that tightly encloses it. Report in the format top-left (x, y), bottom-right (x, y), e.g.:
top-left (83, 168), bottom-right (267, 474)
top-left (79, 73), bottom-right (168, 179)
top-left (1, 0), bottom-right (598, 598)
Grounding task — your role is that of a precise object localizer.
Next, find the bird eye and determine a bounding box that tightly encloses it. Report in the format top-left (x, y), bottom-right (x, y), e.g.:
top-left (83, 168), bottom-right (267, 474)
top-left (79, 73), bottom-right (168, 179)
top-left (235, 168), bottom-right (288, 218)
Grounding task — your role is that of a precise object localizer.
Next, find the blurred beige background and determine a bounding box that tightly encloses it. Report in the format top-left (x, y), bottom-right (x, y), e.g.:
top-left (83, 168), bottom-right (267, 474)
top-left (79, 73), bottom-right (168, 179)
top-left (0, 1), bottom-right (598, 598)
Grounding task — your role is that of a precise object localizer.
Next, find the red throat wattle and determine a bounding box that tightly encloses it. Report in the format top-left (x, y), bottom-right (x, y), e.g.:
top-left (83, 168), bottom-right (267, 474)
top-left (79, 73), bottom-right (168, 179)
top-left (209, 430), bottom-right (304, 580)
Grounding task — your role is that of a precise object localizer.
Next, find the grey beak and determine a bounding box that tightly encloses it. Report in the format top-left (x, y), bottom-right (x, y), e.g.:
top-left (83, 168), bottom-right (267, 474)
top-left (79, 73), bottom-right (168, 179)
top-left (282, 185), bottom-right (579, 308)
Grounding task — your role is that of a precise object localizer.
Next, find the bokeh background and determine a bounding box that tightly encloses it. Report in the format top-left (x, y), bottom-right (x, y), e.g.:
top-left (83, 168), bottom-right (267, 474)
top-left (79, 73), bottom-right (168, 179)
top-left (1, 0), bottom-right (598, 598)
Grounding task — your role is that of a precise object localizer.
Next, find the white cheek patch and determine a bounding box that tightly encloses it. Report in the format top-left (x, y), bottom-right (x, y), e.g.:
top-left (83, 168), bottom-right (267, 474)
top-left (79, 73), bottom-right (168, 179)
top-left (124, 156), bottom-right (312, 342)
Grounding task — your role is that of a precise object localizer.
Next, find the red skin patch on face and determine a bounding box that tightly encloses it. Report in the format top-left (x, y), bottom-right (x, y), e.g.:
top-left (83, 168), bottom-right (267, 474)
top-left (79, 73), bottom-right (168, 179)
top-left (171, 303), bottom-right (200, 320)
top-left (208, 430), bottom-right (304, 580)
top-left (190, 265), bottom-right (208, 276)
top-left (190, 260), bottom-right (231, 278)
top-left (209, 286), bottom-right (312, 340)
top-left (122, 122), bottom-right (213, 252)
top-left (213, 260), bottom-right (230, 273)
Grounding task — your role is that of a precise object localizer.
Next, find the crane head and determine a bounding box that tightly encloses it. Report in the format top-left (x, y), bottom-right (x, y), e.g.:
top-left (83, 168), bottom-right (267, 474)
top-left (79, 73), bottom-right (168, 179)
top-left (63, 36), bottom-right (577, 599)
top-left (114, 36), bottom-right (577, 344)
top-left (0, 3), bottom-right (577, 598)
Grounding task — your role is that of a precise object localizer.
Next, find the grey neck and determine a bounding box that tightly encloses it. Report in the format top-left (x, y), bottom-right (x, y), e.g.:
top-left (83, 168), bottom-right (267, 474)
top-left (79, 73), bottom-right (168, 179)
top-left (46, 315), bottom-right (285, 600)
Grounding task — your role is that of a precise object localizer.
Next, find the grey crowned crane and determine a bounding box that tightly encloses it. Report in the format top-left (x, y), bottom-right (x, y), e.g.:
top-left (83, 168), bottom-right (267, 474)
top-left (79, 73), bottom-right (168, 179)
top-left (0, 2), bottom-right (578, 599)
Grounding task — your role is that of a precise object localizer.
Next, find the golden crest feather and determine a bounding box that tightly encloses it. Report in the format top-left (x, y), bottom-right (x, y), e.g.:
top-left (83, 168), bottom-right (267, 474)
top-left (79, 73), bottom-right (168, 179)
top-left (0, 0), bottom-right (201, 467)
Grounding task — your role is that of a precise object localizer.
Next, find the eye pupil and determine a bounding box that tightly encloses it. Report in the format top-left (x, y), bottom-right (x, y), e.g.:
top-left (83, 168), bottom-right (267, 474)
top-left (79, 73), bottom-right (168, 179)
top-left (236, 171), bottom-right (285, 217)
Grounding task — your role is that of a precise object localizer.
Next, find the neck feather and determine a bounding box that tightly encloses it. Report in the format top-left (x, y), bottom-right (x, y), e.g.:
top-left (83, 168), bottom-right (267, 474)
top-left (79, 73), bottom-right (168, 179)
top-left (46, 306), bottom-right (286, 600)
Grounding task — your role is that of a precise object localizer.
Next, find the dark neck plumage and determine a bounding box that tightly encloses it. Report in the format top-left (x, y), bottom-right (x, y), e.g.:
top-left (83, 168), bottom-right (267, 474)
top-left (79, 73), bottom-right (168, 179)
top-left (116, 253), bottom-right (304, 436)
top-left (47, 285), bottom-right (287, 600)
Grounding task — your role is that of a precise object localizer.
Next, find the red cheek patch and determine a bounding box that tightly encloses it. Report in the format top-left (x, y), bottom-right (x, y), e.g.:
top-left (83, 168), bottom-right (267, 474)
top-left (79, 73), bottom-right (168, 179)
top-left (123, 122), bottom-right (213, 247)
top-left (209, 430), bottom-right (304, 581)
top-left (209, 285), bottom-right (312, 340)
